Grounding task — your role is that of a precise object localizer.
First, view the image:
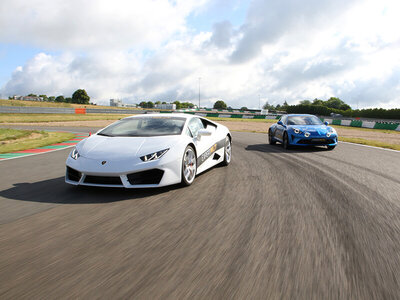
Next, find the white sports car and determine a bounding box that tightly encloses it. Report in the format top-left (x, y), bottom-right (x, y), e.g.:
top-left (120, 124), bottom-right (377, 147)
top-left (65, 113), bottom-right (232, 188)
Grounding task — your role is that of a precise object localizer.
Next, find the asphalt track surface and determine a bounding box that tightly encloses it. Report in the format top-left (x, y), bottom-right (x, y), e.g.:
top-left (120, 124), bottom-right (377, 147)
top-left (1, 127), bottom-right (400, 299)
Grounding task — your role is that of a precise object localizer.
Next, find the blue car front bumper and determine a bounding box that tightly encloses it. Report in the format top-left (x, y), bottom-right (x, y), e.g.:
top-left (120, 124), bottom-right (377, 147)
top-left (289, 133), bottom-right (338, 146)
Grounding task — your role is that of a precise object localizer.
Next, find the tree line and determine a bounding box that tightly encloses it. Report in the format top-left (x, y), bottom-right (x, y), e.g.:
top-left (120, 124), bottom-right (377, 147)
top-left (10, 89), bottom-right (91, 105)
top-left (266, 97), bottom-right (399, 120)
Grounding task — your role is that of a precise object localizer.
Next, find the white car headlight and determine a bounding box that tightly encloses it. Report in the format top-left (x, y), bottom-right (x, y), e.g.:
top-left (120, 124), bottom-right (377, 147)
top-left (70, 148), bottom-right (80, 160)
top-left (140, 149), bottom-right (169, 162)
top-left (304, 132), bottom-right (310, 137)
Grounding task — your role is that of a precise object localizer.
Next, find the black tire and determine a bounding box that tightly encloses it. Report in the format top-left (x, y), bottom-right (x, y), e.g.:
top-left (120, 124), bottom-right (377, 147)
top-left (268, 130), bottom-right (276, 145)
top-left (283, 132), bottom-right (290, 149)
top-left (327, 145), bottom-right (336, 150)
top-left (181, 145), bottom-right (197, 186)
top-left (221, 136), bottom-right (232, 166)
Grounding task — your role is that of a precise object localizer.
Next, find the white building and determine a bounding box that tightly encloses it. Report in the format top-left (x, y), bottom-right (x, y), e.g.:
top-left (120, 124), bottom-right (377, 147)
top-left (155, 103), bottom-right (176, 110)
top-left (110, 99), bottom-right (123, 107)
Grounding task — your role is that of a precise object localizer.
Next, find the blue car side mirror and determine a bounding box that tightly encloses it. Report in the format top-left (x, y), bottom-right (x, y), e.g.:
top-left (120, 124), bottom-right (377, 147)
top-left (277, 121), bottom-right (283, 125)
top-left (324, 121), bottom-right (329, 125)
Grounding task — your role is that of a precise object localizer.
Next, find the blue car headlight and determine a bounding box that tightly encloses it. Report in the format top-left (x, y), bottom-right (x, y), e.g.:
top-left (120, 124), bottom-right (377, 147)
top-left (70, 148), bottom-right (80, 160)
top-left (140, 148), bottom-right (169, 162)
top-left (293, 128), bottom-right (302, 134)
top-left (326, 127), bottom-right (336, 137)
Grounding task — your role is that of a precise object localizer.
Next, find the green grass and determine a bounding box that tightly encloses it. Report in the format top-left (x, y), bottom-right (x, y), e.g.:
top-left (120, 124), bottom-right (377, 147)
top-left (0, 99), bottom-right (73, 108)
top-left (338, 137), bottom-right (400, 151)
top-left (0, 113), bottom-right (127, 123)
top-left (0, 128), bottom-right (34, 141)
top-left (0, 129), bottom-right (75, 153)
top-left (332, 124), bottom-right (400, 134)
top-left (0, 99), bottom-right (144, 110)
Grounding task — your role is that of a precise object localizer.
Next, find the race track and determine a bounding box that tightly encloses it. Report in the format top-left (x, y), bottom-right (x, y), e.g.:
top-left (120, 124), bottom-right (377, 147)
top-left (1, 128), bottom-right (400, 299)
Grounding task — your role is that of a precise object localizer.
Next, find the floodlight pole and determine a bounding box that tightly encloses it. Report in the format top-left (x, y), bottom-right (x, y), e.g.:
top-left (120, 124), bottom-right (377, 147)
top-left (198, 77), bottom-right (201, 109)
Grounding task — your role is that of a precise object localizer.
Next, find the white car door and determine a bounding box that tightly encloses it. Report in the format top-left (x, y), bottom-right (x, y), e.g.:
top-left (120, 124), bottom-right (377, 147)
top-left (187, 117), bottom-right (216, 173)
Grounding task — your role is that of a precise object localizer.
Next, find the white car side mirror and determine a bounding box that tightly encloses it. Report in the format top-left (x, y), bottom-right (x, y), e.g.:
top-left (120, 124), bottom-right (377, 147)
top-left (197, 129), bottom-right (212, 140)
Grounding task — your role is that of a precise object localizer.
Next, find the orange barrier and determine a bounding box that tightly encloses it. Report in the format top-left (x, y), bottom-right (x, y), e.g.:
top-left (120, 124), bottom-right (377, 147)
top-left (75, 108), bottom-right (86, 114)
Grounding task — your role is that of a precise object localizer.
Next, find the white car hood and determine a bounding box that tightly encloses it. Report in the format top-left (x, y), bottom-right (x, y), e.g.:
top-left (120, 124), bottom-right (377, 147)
top-left (77, 135), bottom-right (180, 161)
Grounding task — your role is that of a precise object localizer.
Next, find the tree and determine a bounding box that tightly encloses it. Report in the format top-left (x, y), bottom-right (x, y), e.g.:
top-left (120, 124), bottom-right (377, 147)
top-left (263, 101), bottom-right (275, 110)
top-left (146, 101), bottom-right (154, 108)
top-left (173, 101), bottom-right (181, 109)
top-left (155, 101), bottom-right (161, 105)
top-left (139, 101), bottom-right (147, 108)
top-left (48, 96), bottom-right (56, 102)
top-left (325, 97), bottom-right (351, 110)
top-left (72, 89), bottom-right (90, 104)
top-left (162, 101), bottom-right (167, 104)
top-left (39, 94), bottom-right (48, 101)
top-left (300, 100), bottom-right (312, 105)
top-left (312, 98), bottom-right (324, 106)
top-left (27, 93), bottom-right (37, 97)
top-left (240, 107), bottom-right (248, 111)
top-left (55, 95), bottom-right (65, 103)
top-left (65, 97), bottom-right (73, 103)
top-left (213, 100), bottom-right (227, 109)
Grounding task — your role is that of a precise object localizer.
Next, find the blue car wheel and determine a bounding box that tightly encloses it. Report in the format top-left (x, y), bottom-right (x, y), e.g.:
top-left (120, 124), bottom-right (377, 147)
top-left (268, 130), bottom-right (276, 145)
top-left (283, 132), bottom-right (290, 149)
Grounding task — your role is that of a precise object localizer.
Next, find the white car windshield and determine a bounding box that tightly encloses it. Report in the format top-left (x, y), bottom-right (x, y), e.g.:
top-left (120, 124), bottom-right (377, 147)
top-left (98, 117), bottom-right (186, 137)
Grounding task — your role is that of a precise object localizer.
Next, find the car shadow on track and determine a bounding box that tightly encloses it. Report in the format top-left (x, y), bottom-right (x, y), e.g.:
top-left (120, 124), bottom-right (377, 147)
top-left (0, 177), bottom-right (182, 204)
top-left (245, 143), bottom-right (330, 153)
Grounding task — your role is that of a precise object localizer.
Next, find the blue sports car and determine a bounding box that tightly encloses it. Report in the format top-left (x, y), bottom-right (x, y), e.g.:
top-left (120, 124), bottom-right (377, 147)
top-left (268, 114), bottom-right (338, 150)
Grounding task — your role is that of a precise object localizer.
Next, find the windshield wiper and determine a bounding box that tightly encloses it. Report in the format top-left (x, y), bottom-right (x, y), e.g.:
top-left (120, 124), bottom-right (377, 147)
top-left (97, 133), bottom-right (113, 137)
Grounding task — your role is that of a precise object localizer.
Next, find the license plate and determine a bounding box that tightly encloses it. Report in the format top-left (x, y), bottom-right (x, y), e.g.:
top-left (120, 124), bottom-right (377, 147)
top-left (312, 138), bottom-right (325, 142)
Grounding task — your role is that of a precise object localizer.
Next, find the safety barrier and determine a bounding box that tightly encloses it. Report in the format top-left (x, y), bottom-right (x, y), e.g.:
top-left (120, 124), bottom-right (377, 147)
top-left (323, 118), bottom-right (400, 131)
top-left (1, 105), bottom-right (399, 130)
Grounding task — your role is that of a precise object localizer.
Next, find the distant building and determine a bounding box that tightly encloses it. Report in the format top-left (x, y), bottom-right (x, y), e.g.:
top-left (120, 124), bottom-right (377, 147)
top-left (110, 99), bottom-right (137, 108)
top-left (110, 99), bottom-right (123, 107)
top-left (124, 103), bottom-right (137, 108)
top-left (155, 103), bottom-right (176, 110)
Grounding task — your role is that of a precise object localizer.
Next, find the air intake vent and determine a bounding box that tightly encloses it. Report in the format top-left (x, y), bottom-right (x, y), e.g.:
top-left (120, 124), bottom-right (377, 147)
top-left (84, 175), bottom-right (122, 185)
top-left (67, 167), bottom-right (81, 182)
top-left (127, 169), bottom-right (164, 185)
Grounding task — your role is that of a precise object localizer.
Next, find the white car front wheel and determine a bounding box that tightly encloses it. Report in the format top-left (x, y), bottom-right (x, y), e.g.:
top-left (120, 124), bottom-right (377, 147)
top-left (181, 146), bottom-right (197, 186)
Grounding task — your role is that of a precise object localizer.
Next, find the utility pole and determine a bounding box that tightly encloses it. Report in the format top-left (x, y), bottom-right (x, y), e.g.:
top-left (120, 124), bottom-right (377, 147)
top-left (198, 77), bottom-right (201, 109)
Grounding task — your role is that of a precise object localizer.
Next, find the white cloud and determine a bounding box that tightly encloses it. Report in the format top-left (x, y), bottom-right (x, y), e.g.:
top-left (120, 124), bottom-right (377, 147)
top-left (1, 0), bottom-right (400, 109)
top-left (0, 0), bottom-right (207, 51)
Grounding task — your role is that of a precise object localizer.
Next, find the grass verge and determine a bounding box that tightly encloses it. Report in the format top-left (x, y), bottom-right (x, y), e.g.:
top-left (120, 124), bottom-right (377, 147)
top-left (1, 99), bottom-right (142, 110)
top-left (0, 113), bottom-right (127, 123)
top-left (332, 124), bottom-right (400, 134)
top-left (0, 129), bottom-right (75, 153)
top-left (339, 137), bottom-right (400, 151)
top-left (0, 128), bottom-right (33, 141)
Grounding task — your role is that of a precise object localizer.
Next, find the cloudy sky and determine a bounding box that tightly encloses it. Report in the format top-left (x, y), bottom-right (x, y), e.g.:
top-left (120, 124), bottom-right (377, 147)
top-left (0, 0), bottom-right (399, 109)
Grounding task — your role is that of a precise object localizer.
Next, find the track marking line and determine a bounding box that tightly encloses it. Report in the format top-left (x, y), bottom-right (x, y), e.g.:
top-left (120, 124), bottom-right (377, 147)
top-left (339, 141), bottom-right (400, 153)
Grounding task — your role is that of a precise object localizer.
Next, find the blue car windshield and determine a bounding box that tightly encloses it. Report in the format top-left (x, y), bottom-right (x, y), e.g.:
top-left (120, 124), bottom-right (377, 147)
top-left (287, 116), bottom-right (323, 125)
top-left (98, 117), bottom-right (186, 137)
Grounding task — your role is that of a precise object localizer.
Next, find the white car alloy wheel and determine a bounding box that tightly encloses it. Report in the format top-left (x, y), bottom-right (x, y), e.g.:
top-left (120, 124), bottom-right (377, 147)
top-left (182, 146), bottom-right (197, 186)
top-left (222, 136), bottom-right (231, 166)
